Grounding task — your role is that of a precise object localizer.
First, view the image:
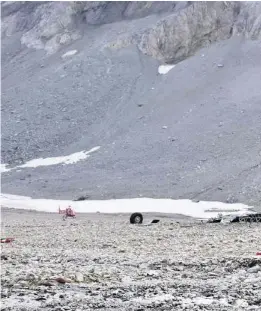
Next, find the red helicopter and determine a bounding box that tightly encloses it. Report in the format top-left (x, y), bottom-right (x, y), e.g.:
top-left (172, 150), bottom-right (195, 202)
top-left (58, 206), bottom-right (76, 220)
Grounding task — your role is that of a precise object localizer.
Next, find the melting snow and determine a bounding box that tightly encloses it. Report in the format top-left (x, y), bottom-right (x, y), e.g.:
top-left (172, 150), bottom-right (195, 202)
top-left (62, 49), bottom-right (78, 58)
top-left (19, 147), bottom-right (100, 168)
top-left (0, 193), bottom-right (253, 220)
top-left (158, 64), bottom-right (175, 75)
top-left (0, 147), bottom-right (100, 172)
top-left (0, 164), bottom-right (12, 173)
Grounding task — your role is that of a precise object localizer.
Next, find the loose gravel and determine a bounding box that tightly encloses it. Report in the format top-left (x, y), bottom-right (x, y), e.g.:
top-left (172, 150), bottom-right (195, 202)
top-left (1, 208), bottom-right (261, 310)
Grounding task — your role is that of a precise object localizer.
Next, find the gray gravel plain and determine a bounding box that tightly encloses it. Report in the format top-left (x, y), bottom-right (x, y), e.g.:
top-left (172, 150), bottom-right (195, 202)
top-left (1, 208), bottom-right (261, 311)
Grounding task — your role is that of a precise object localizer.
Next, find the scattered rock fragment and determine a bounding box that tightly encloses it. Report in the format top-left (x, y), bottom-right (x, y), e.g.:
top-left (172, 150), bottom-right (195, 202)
top-left (235, 299), bottom-right (248, 308)
top-left (74, 195), bottom-right (90, 201)
top-left (75, 272), bottom-right (84, 283)
top-left (247, 265), bottom-right (261, 273)
top-left (55, 277), bottom-right (72, 284)
top-left (1, 208), bottom-right (261, 310)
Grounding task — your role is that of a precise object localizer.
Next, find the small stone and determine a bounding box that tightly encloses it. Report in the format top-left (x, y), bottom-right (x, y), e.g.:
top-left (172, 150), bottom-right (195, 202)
top-left (1, 289), bottom-right (9, 298)
top-left (35, 296), bottom-right (47, 301)
top-left (219, 298), bottom-right (229, 306)
top-left (248, 265), bottom-right (261, 273)
top-left (75, 272), bottom-right (84, 283)
top-left (248, 259), bottom-right (260, 268)
top-left (55, 277), bottom-right (72, 284)
top-left (235, 299), bottom-right (248, 308)
top-left (162, 126), bottom-right (168, 129)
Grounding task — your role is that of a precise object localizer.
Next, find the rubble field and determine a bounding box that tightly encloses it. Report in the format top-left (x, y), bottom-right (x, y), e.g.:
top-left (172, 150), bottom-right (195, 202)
top-left (1, 207), bottom-right (261, 311)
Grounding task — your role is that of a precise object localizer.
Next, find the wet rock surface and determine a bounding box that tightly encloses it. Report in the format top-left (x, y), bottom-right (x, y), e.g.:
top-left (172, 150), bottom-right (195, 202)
top-left (1, 208), bottom-right (261, 310)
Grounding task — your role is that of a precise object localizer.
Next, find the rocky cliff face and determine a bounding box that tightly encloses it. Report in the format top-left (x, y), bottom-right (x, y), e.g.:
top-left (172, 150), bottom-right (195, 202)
top-left (2, 1), bottom-right (261, 59)
top-left (1, 2), bottom-right (261, 205)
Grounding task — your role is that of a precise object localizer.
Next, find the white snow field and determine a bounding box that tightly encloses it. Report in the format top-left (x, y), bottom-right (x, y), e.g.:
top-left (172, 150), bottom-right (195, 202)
top-left (0, 193), bottom-right (253, 219)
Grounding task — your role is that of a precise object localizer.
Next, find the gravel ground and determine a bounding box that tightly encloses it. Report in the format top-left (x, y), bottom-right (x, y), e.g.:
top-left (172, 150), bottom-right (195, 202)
top-left (1, 208), bottom-right (261, 311)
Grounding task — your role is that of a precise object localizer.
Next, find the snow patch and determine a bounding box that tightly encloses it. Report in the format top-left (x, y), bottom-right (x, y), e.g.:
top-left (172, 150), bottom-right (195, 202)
top-left (0, 164), bottom-right (12, 173)
top-left (158, 64), bottom-right (175, 75)
top-left (62, 49), bottom-right (77, 58)
top-left (1, 147), bottom-right (100, 172)
top-left (0, 193), bottom-right (253, 220)
top-left (19, 147), bottom-right (100, 168)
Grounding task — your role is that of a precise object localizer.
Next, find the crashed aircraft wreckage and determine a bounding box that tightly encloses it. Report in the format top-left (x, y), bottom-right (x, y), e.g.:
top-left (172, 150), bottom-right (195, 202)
top-left (130, 212), bottom-right (261, 225)
top-left (207, 212), bottom-right (261, 223)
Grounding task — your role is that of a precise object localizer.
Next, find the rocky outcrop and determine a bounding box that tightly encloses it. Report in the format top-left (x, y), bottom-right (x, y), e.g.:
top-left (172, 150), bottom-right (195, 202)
top-left (69, 1), bottom-right (187, 25)
top-left (233, 1), bottom-right (261, 39)
top-left (1, 1), bottom-right (188, 54)
top-left (121, 1), bottom-right (261, 63)
top-left (1, 1), bottom-right (261, 59)
top-left (138, 2), bottom-right (239, 63)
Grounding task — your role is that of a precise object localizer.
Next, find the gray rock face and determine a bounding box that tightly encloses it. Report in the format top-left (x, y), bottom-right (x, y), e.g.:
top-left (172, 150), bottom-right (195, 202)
top-left (138, 2), bottom-right (238, 62)
top-left (1, 1), bottom-right (188, 54)
top-left (2, 2), bottom-right (261, 57)
top-left (1, 1), bottom-right (261, 205)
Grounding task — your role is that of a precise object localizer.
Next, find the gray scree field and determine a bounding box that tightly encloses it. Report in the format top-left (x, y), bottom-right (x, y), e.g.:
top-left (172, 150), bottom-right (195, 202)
top-left (1, 1), bottom-right (261, 205)
top-left (1, 208), bottom-right (261, 311)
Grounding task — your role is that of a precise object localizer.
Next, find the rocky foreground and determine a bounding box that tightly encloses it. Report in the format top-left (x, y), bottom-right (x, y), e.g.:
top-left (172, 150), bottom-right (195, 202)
top-left (1, 208), bottom-right (261, 310)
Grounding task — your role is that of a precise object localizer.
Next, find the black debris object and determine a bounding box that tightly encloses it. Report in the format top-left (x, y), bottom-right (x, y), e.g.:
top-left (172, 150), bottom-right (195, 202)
top-left (230, 213), bottom-right (261, 223)
top-left (130, 212), bottom-right (143, 224)
top-left (74, 195), bottom-right (90, 201)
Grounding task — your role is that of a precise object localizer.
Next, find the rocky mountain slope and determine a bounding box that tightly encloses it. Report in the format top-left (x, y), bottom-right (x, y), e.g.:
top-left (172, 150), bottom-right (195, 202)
top-left (1, 208), bottom-right (261, 311)
top-left (1, 1), bottom-right (261, 205)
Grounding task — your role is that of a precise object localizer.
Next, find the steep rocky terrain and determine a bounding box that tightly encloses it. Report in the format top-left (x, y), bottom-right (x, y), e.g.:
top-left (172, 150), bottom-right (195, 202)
top-left (1, 1), bottom-right (261, 204)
